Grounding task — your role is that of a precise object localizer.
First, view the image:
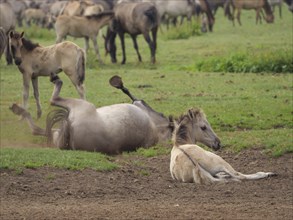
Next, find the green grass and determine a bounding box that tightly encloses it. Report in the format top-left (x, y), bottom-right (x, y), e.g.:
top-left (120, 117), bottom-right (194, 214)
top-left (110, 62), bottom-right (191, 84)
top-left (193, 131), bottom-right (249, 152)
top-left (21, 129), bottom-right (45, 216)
top-left (0, 148), bottom-right (117, 171)
top-left (0, 10), bottom-right (292, 170)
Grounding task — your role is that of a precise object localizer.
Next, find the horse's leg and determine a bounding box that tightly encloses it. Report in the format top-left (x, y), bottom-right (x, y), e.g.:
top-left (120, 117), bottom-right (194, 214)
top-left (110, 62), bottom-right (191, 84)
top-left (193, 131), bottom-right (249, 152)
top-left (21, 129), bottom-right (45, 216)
top-left (31, 77), bottom-right (42, 119)
top-left (256, 9), bottom-right (263, 24)
top-left (143, 32), bottom-right (155, 64)
top-left (118, 33), bottom-right (126, 64)
top-left (151, 27), bottom-right (158, 53)
top-left (236, 9), bottom-right (242, 26)
top-left (130, 35), bottom-right (142, 62)
top-left (91, 36), bottom-right (103, 64)
top-left (49, 73), bottom-right (70, 109)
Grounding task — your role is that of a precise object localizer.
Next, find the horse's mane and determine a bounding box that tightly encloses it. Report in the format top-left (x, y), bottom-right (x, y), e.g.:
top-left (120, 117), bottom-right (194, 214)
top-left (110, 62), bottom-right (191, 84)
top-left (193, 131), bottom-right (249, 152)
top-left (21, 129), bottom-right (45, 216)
top-left (85, 11), bottom-right (114, 20)
top-left (263, 0), bottom-right (273, 14)
top-left (21, 37), bottom-right (40, 51)
top-left (172, 108), bottom-right (205, 146)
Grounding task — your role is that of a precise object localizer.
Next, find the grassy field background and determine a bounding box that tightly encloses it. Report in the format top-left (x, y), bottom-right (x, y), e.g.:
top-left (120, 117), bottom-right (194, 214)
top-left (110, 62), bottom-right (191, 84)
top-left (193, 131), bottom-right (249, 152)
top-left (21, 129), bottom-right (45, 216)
top-left (0, 9), bottom-right (292, 170)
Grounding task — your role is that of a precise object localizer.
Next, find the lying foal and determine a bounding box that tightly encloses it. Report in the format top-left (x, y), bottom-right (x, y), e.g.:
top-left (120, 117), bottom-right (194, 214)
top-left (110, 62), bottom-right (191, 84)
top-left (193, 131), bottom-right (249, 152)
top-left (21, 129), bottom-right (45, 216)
top-left (170, 112), bottom-right (276, 184)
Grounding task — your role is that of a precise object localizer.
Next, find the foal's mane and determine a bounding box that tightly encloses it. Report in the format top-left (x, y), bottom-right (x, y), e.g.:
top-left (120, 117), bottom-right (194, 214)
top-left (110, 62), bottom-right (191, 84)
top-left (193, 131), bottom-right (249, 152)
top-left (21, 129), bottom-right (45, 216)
top-left (22, 38), bottom-right (40, 51)
top-left (173, 108), bottom-right (204, 146)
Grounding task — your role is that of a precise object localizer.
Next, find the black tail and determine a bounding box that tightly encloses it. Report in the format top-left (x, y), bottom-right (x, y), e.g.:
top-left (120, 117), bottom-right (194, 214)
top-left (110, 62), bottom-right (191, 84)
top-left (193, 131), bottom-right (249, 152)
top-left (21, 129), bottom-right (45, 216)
top-left (109, 75), bottom-right (138, 102)
top-left (145, 6), bottom-right (159, 27)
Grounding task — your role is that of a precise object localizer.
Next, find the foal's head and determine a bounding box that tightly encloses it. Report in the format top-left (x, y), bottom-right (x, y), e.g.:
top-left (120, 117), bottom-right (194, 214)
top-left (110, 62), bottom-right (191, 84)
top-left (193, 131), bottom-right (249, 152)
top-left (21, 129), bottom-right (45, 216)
top-left (8, 31), bottom-right (39, 66)
top-left (174, 108), bottom-right (221, 151)
top-left (8, 31), bottom-right (24, 66)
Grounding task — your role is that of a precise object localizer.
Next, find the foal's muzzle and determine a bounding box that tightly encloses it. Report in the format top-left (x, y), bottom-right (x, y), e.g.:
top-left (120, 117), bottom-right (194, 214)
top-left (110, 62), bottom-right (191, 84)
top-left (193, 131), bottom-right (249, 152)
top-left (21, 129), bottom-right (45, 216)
top-left (14, 58), bottom-right (22, 66)
top-left (212, 138), bottom-right (221, 151)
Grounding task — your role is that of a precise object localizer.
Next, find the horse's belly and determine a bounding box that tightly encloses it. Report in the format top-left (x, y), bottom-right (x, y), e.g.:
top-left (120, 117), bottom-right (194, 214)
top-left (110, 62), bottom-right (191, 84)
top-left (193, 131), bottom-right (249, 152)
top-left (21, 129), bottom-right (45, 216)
top-left (71, 104), bottom-right (157, 153)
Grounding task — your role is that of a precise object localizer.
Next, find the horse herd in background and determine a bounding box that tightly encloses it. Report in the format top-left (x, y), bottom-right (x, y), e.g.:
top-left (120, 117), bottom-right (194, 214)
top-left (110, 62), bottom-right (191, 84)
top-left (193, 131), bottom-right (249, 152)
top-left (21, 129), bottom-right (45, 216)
top-left (1, 0), bottom-right (293, 65)
top-left (0, 0), bottom-right (285, 184)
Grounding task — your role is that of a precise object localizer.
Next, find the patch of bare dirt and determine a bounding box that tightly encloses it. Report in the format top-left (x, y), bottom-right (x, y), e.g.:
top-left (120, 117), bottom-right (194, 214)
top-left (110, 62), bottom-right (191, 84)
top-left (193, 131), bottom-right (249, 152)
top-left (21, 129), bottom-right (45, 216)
top-left (0, 149), bottom-right (292, 220)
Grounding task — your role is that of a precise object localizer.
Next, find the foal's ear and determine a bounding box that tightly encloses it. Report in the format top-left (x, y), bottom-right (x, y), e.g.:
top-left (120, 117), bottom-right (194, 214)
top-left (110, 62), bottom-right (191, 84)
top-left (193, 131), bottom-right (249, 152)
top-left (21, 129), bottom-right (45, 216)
top-left (20, 32), bottom-right (24, 38)
top-left (9, 30), bottom-right (14, 38)
top-left (188, 109), bottom-right (194, 119)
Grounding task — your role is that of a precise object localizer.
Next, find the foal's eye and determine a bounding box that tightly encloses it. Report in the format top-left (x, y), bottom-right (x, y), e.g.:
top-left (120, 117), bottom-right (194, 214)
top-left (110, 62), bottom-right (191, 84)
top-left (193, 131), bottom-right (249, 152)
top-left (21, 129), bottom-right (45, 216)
top-left (201, 126), bottom-right (207, 131)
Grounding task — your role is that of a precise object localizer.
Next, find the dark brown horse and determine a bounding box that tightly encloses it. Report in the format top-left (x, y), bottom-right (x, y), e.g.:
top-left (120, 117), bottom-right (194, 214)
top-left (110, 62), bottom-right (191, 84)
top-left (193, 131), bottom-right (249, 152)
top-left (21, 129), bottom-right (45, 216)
top-left (105, 2), bottom-right (159, 64)
top-left (226, 0), bottom-right (274, 25)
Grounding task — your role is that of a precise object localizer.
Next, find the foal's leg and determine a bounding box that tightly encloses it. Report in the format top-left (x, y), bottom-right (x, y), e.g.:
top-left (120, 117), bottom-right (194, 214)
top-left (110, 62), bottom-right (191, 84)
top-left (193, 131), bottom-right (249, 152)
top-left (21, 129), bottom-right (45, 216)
top-left (22, 74), bottom-right (30, 111)
top-left (130, 35), bottom-right (142, 62)
top-left (31, 77), bottom-right (42, 119)
top-left (216, 158), bottom-right (276, 181)
top-left (91, 36), bottom-right (103, 64)
top-left (143, 32), bottom-right (156, 64)
top-left (84, 37), bottom-right (90, 54)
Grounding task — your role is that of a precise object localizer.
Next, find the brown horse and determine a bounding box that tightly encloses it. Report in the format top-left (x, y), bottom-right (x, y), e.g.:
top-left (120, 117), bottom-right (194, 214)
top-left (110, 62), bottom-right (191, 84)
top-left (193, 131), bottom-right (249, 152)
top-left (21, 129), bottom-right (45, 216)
top-left (55, 12), bottom-right (114, 63)
top-left (105, 2), bottom-right (159, 64)
top-left (226, 0), bottom-right (274, 25)
top-left (8, 31), bottom-right (86, 118)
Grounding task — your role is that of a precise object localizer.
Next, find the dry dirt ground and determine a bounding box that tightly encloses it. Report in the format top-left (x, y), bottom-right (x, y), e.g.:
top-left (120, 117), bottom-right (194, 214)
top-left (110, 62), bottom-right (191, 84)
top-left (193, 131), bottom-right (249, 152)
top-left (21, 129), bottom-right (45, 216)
top-left (0, 149), bottom-right (292, 220)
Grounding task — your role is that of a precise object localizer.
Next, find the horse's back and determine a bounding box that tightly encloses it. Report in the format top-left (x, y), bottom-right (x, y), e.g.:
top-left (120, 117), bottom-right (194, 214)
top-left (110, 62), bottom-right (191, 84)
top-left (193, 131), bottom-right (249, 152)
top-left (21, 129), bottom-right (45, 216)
top-left (70, 103), bottom-right (158, 154)
top-left (0, 3), bottom-right (16, 31)
top-left (115, 2), bottom-right (159, 34)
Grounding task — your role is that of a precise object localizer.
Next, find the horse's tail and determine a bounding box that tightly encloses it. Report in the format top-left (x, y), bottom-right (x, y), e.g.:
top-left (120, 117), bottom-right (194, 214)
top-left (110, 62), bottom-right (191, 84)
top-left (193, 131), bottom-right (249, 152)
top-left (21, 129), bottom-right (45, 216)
top-left (144, 6), bottom-right (159, 28)
top-left (46, 108), bottom-right (70, 148)
top-left (9, 103), bottom-right (47, 136)
top-left (76, 47), bottom-right (85, 85)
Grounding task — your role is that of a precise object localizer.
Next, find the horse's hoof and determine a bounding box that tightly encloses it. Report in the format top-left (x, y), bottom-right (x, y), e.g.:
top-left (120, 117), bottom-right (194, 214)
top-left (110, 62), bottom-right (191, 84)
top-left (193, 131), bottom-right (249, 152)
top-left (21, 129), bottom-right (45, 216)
top-left (50, 74), bottom-right (60, 83)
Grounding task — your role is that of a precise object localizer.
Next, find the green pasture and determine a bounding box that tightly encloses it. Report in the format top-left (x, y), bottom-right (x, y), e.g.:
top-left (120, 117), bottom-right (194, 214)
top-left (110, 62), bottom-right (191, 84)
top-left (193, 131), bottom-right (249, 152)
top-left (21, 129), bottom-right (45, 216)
top-left (0, 10), bottom-right (292, 171)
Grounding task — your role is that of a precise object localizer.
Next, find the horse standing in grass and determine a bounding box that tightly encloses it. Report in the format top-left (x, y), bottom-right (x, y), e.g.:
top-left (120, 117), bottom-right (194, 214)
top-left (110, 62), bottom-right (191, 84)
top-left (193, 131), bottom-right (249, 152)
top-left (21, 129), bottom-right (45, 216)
top-left (10, 75), bottom-right (221, 154)
top-left (8, 31), bottom-right (86, 118)
top-left (55, 12), bottom-right (114, 63)
top-left (226, 0), bottom-right (274, 26)
top-left (268, 0), bottom-right (283, 18)
top-left (0, 2), bottom-right (16, 65)
top-left (170, 112), bottom-right (276, 184)
top-left (105, 2), bottom-right (159, 64)
top-left (0, 27), bottom-right (7, 60)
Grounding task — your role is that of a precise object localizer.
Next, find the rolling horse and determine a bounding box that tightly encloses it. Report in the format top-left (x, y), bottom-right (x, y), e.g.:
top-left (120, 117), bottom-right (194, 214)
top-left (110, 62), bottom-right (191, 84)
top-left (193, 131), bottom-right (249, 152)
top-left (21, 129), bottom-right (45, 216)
top-left (8, 31), bottom-right (86, 118)
top-left (10, 75), bottom-right (221, 154)
top-left (105, 2), bottom-right (160, 64)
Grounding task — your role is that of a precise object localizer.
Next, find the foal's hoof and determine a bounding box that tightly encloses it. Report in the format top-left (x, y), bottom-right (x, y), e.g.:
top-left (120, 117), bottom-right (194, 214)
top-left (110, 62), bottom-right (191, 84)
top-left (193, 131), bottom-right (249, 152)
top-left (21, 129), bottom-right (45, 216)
top-left (268, 172), bottom-right (277, 177)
